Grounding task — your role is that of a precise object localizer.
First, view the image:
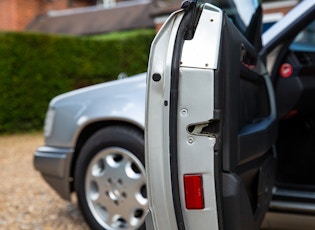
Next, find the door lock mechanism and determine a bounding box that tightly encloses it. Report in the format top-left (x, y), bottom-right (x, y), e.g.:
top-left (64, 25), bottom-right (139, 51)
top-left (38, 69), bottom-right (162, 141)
top-left (187, 120), bottom-right (220, 137)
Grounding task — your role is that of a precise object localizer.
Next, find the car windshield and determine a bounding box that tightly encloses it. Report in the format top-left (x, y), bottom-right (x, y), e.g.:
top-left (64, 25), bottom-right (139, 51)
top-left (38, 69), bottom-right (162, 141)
top-left (290, 19), bottom-right (315, 52)
top-left (197, 0), bottom-right (262, 45)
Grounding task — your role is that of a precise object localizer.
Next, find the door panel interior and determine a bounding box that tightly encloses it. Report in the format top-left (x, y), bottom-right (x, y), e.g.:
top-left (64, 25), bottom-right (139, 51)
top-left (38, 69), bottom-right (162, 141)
top-left (215, 14), bottom-right (277, 229)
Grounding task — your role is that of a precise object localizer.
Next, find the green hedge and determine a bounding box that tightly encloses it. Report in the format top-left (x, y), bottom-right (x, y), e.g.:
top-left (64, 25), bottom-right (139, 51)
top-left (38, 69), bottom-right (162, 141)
top-left (0, 29), bottom-right (155, 133)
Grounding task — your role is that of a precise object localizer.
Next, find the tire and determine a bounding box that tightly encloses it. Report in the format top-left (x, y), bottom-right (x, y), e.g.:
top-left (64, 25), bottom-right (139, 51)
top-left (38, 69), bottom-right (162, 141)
top-left (75, 126), bottom-right (147, 230)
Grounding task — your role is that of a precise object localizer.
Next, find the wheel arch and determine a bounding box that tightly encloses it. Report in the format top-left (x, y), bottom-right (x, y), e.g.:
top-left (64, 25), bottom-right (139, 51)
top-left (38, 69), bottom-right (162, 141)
top-left (69, 120), bottom-right (144, 193)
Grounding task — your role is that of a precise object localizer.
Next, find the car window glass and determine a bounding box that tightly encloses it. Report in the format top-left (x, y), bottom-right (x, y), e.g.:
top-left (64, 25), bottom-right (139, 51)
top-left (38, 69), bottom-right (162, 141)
top-left (290, 20), bottom-right (315, 52)
top-left (233, 0), bottom-right (260, 27)
top-left (198, 0), bottom-right (262, 46)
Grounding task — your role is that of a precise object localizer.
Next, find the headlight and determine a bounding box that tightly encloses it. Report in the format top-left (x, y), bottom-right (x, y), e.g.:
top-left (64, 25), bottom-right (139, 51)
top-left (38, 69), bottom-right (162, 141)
top-left (44, 108), bottom-right (56, 137)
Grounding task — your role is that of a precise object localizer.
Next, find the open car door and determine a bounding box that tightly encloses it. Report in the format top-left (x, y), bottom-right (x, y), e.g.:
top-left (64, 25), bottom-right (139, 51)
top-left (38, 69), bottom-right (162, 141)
top-left (145, 0), bottom-right (278, 229)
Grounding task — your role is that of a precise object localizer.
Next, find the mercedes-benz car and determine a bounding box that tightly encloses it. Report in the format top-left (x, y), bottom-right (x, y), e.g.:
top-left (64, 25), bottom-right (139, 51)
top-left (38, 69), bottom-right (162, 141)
top-left (34, 0), bottom-right (315, 229)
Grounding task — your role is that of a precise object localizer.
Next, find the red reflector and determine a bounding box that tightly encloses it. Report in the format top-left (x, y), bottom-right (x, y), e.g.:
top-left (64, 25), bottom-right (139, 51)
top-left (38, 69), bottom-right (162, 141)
top-left (184, 174), bottom-right (204, 210)
top-left (279, 63), bottom-right (293, 78)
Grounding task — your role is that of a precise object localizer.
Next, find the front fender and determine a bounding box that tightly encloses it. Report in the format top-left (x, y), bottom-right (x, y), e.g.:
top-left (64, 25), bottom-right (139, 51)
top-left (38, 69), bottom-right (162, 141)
top-left (45, 73), bottom-right (146, 148)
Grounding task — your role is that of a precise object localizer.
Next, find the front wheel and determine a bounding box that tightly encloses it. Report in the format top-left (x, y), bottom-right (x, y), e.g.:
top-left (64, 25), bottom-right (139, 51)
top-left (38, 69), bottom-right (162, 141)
top-left (75, 126), bottom-right (147, 230)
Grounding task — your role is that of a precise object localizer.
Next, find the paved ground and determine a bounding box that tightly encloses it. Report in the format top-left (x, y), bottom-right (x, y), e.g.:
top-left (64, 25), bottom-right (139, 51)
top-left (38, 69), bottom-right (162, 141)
top-left (0, 132), bottom-right (89, 230)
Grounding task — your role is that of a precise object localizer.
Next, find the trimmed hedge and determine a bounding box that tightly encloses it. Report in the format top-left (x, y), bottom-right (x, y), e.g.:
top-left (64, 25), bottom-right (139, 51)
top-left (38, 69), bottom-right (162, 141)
top-left (0, 29), bottom-right (155, 133)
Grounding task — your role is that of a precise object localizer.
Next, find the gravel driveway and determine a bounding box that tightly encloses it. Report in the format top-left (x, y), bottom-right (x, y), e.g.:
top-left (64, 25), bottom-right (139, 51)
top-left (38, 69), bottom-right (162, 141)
top-left (0, 132), bottom-right (89, 230)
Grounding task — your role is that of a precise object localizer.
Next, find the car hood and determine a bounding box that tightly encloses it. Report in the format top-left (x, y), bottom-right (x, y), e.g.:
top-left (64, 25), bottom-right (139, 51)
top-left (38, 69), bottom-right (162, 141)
top-left (50, 73), bottom-right (147, 108)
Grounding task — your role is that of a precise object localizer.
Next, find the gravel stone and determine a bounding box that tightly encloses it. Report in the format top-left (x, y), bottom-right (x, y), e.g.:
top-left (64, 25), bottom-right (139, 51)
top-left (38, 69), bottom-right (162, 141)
top-left (0, 133), bottom-right (89, 230)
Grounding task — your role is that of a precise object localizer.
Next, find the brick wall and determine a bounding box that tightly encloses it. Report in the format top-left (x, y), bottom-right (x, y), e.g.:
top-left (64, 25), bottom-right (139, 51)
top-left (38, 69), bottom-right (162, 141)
top-left (0, 0), bottom-right (16, 30)
top-left (0, 0), bottom-right (93, 31)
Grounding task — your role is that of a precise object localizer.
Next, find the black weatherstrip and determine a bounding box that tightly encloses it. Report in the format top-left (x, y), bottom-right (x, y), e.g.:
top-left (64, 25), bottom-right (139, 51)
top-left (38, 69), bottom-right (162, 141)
top-left (169, 1), bottom-right (197, 229)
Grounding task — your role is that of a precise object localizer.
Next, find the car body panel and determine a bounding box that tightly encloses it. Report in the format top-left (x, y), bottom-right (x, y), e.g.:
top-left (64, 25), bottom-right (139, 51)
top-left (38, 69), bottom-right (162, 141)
top-left (145, 9), bottom-right (184, 230)
top-left (145, 3), bottom-right (230, 230)
top-left (46, 73), bottom-right (146, 148)
top-left (146, 1), bottom-right (278, 229)
top-left (34, 73), bottom-right (146, 200)
top-left (35, 146), bottom-right (74, 178)
top-left (34, 146), bottom-right (74, 200)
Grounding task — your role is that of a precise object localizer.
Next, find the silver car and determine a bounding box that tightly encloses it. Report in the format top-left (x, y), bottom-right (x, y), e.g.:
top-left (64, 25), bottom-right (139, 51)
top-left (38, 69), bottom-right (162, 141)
top-left (34, 73), bottom-right (147, 229)
top-left (35, 0), bottom-right (315, 229)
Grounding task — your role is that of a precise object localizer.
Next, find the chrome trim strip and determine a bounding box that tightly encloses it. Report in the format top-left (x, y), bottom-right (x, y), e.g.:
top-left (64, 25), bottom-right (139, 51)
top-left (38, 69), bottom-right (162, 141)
top-left (274, 188), bottom-right (315, 201)
top-left (270, 201), bottom-right (315, 213)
